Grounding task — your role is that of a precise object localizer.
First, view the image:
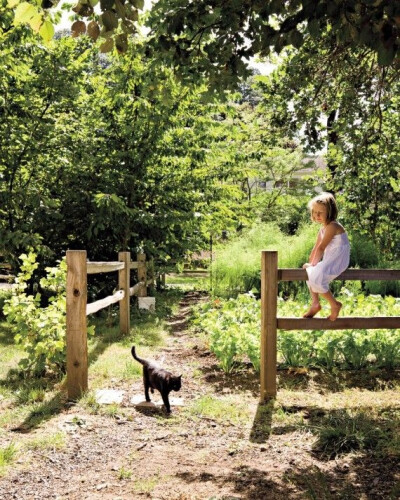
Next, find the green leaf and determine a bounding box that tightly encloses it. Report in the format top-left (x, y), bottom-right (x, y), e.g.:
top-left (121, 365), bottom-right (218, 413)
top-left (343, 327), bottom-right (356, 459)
top-left (7, 0), bottom-right (20, 7)
top-left (100, 37), bottom-right (114, 53)
top-left (29, 13), bottom-right (43, 32)
top-left (38, 18), bottom-right (54, 41)
top-left (131, 0), bottom-right (144, 9)
top-left (14, 2), bottom-right (38, 24)
top-left (389, 177), bottom-right (400, 193)
top-left (115, 0), bottom-right (126, 19)
top-left (101, 10), bottom-right (118, 30)
top-left (289, 29), bottom-right (303, 48)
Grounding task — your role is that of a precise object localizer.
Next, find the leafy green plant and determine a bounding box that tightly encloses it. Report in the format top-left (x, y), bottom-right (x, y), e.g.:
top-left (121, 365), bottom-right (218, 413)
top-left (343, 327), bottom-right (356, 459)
top-left (4, 252), bottom-right (94, 377)
top-left (192, 290), bottom-right (400, 373)
top-left (192, 294), bottom-right (261, 373)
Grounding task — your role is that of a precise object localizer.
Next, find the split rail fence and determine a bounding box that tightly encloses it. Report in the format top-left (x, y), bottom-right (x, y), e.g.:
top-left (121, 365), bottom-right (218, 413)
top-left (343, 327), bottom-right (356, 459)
top-left (66, 250), bottom-right (154, 400)
top-left (260, 250), bottom-right (400, 402)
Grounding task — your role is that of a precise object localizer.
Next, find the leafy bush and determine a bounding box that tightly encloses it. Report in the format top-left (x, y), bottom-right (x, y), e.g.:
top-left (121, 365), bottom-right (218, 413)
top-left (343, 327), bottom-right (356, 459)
top-left (3, 253), bottom-right (94, 377)
top-left (192, 294), bottom-right (260, 373)
top-left (192, 291), bottom-right (400, 373)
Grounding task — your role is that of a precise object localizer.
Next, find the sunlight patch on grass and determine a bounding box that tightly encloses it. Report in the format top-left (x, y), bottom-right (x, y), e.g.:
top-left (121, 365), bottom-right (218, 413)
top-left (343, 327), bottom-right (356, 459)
top-left (24, 431), bottom-right (66, 452)
top-left (186, 395), bottom-right (251, 425)
top-left (278, 387), bottom-right (400, 411)
top-left (132, 475), bottom-right (163, 494)
top-left (89, 344), bottom-right (138, 384)
top-left (0, 442), bottom-right (17, 475)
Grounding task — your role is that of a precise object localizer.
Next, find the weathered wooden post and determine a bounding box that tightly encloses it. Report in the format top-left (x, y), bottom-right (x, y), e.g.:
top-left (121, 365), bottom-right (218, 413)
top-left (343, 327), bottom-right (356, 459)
top-left (260, 250), bottom-right (278, 401)
top-left (137, 253), bottom-right (147, 297)
top-left (66, 250), bottom-right (88, 400)
top-left (118, 251), bottom-right (131, 335)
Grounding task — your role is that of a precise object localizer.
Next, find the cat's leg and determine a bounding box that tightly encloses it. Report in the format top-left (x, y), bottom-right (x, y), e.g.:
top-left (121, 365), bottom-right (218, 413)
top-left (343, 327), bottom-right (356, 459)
top-left (161, 392), bottom-right (171, 413)
top-left (144, 376), bottom-right (151, 402)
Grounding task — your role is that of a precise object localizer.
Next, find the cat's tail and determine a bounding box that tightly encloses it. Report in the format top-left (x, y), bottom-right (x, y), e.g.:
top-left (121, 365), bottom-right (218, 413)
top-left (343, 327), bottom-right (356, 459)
top-left (131, 346), bottom-right (145, 365)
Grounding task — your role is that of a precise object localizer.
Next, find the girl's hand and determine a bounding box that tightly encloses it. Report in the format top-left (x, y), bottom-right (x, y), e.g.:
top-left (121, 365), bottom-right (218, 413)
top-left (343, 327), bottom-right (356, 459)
top-left (302, 263), bottom-right (311, 269)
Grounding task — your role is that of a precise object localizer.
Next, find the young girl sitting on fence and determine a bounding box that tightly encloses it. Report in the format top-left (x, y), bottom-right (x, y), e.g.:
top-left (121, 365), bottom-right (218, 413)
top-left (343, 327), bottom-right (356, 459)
top-left (302, 192), bottom-right (350, 321)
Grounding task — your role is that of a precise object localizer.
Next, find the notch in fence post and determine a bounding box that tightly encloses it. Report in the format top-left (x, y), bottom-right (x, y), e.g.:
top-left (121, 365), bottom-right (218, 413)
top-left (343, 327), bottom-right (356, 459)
top-left (66, 250), bottom-right (88, 401)
top-left (119, 252), bottom-right (131, 335)
top-left (137, 253), bottom-right (146, 297)
top-left (260, 250), bottom-right (278, 402)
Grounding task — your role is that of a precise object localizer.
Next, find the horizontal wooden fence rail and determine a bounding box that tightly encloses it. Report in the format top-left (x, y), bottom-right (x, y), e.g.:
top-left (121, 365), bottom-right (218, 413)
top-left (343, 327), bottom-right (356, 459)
top-left (278, 268), bottom-right (400, 281)
top-left (66, 250), bottom-right (153, 400)
top-left (260, 250), bottom-right (400, 403)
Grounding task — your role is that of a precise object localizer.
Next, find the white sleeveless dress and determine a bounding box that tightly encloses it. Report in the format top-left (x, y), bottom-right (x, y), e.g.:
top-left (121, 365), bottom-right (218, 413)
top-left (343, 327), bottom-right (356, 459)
top-left (306, 229), bottom-right (350, 294)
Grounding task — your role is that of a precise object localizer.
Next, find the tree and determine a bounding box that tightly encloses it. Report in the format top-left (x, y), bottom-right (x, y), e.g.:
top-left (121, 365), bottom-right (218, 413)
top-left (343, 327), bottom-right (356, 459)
top-left (0, 27), bottom-right (253, 266)
top-left (0, 28), bottom-right (96, 265)
top-left (5, 0), bottom-right (399, 86)
top-left (254, 35), bottom-right (400, 256)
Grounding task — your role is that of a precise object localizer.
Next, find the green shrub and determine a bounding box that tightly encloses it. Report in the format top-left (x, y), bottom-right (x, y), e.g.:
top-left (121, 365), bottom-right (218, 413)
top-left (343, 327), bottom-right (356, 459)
top-left (3, 253), bottom-right (94, 377)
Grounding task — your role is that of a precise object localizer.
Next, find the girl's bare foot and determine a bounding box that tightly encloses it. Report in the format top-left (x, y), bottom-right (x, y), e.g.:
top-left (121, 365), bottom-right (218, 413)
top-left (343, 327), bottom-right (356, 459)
top-left (303, 304), bottom-right (321, 318)
top-left (328, 301), bottom-right (342, 321)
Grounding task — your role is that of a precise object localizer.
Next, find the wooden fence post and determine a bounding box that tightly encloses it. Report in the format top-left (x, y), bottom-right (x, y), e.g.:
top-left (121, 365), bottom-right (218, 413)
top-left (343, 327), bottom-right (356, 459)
top-left (66, 250), bottom-right (88, 400)
top-left (260, 250), bottom-right (278, 402)
top-left (118, 252), bottom-right (131, 335)
top-left (137, 253), bottom-right (147, 297)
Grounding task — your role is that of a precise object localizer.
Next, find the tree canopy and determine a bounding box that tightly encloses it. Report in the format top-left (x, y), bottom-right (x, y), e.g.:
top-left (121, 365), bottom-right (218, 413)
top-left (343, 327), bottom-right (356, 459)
top-left (4, 0), bottom-right (399, 88)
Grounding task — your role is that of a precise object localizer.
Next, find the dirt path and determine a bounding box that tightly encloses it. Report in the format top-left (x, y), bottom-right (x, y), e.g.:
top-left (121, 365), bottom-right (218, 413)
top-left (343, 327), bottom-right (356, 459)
top-left (0, 291), bottom-right (399, 499)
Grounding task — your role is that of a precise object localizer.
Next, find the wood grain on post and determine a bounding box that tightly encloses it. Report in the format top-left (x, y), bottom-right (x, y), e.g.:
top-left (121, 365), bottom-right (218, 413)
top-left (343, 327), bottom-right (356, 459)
top-left (260, 251), bottom-right (278, 402)
top-left (137, 253), bottom-right (147, 297)
top-left (66, 250), bottom-right (88, 400)
top-left (118, 252), bottom-right (131, 335)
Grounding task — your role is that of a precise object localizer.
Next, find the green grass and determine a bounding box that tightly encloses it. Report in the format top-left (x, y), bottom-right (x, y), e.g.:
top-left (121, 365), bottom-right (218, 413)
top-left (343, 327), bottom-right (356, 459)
top-left (24, 431), bottom-right (66, 452)
top-left (211, 222), bottom-right (316, 297)
top-left (186, 394), bottom-right (251, 425)
top-left (165, 274), bottom-right (209, 291)
top-left (0, 442), bottom-right (17, 475)
top-left (309, 408), bottom-right (400, 459)
top-left (132, 475), bottom-right (163, 494)
top-left (210, 221), bottom-right (396, 298)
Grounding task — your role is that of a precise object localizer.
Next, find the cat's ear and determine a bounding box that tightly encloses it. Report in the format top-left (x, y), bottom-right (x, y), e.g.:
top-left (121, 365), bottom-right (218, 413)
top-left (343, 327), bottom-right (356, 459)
top-left (178, 375), bottom-right (182, 379)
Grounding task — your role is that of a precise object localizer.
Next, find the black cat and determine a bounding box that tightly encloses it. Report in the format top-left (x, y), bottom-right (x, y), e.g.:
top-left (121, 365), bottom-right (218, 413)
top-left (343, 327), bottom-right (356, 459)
top-left (131, 346), bottom-right (182, 413)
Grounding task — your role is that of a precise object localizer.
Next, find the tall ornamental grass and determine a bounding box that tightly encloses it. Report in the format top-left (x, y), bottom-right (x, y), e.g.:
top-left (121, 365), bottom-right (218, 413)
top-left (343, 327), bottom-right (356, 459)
top-left (211, 223), bottom-right (316, 297)
top-left (210, 222), bottom-right (398, 298)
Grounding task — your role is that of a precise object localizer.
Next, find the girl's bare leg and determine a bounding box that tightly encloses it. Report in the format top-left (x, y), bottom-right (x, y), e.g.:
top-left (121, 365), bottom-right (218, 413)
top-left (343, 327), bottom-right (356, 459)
top-left (303, 290), bottom-right (321, 318)
top-left (321, 291), bottom-right (342, 321)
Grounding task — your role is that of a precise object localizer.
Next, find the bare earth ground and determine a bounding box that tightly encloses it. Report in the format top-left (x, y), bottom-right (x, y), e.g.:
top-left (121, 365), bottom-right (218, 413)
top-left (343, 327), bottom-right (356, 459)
top-left (0, 291), bottom-right (399, 499)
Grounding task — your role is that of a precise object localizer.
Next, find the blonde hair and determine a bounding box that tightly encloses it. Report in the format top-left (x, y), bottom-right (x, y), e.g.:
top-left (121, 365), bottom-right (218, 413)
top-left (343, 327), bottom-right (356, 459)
top-left (308, 192), bottom-right (338, 223)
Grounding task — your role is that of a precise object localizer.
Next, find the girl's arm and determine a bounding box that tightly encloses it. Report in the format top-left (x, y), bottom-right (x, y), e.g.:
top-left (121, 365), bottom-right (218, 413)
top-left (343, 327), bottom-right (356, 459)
top-left (303, 230), bottom-right (322, 268)
top-left (310, 223), bottom-right (337, 265)
top-left (309, 231), bottom-right (322, 264)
